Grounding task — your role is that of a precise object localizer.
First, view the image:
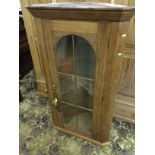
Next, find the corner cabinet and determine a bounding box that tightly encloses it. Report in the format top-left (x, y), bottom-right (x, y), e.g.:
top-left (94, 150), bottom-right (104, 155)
top-left (27, 2), bottom-right (134, 146)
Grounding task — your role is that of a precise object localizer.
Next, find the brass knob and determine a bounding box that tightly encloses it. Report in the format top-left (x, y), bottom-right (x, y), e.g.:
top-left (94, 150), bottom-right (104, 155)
top-left (52, 98), bottom-right (58, 107)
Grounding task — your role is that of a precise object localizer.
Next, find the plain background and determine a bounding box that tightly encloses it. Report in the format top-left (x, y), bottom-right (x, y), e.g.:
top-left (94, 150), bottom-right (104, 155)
top-left (0, 0), bottom-right (155, 154)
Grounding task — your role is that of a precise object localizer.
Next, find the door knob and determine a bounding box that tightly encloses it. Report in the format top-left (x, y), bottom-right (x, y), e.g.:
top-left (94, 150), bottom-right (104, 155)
top-left (52, 84), bottom-right (58, 107)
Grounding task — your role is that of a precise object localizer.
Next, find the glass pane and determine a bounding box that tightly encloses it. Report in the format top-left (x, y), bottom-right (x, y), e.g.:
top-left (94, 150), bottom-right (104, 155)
top-left (56, 36), bottom-right (74, 74)
top-left (63, 103), bottom-right (92, 134)
top-left (61, 91), bottom-right (75, 104)
top-left (63, 103), bottom-right (79, 129)
top-left (59, 74), bottom-right (75, 93)
top-left (59, 74), bottom-right (93, 110)
top-left (75, 36), bottom-right (96, 79)
top-left (76, 77), bottom-right (94, 109)
top-left (78, 111), bottom-right (92, 133)
top-left (59, 73), bottom-right (76, 104)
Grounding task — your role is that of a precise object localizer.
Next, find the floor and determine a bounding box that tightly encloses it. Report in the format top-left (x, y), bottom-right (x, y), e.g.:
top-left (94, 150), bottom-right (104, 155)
top-left (19, 70), bottom-right (135, 155)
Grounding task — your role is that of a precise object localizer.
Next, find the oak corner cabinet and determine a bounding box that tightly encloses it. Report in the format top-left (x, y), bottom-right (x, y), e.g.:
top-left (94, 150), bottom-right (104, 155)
top-left (27, 2), bottom-right (134, 146)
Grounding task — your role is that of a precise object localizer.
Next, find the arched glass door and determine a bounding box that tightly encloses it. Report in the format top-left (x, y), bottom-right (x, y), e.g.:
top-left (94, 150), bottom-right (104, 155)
top-left (56, 35), bottom-right (96, 134)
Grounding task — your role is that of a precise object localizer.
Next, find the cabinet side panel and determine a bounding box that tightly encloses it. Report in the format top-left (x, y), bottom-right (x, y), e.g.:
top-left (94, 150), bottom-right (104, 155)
top-left (92, 22), bottom-right (111, 142)
top-left (20, 0), bottom-right (54, 95)
top-left (20, 0), bottom-right (44, 80)
top-left (93, 22), bottom-right (127, 142)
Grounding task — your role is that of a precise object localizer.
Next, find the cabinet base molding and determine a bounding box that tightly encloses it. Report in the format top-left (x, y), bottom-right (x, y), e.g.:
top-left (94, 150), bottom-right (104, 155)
top-left (54, 125), bottom-right (109, 146)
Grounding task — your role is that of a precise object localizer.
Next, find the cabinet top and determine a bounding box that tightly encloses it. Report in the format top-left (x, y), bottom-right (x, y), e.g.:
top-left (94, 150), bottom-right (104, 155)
top-left (27, 2), bottom-right (134, 22)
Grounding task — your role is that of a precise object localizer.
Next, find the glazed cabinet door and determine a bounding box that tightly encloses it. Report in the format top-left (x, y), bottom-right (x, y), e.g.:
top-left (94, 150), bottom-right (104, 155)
top-left (40, 20), bottom-right (99, 140)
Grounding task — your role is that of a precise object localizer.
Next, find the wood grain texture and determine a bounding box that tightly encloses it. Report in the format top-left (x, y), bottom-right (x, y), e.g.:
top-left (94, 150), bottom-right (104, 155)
top-left (51, 20), bottom-right (98, 53)
top-left (118, 57), bottom-right (135, 98)
top-left (114, 94), bottom-right (135, 123)
top-left (92, 22), bottom-right (128, 143)
top-left (126, 16), bottom-right (135, 46)
top-left (92, 22), bottom-right (111, 142)
top-left (53, 31), bottom-right (98, 52)
top-left (112, 0), bottom-right (135, 46)
top-left (42, 19), bottom-right (64, 127)
top-left (51, 20), bottom-right (98, 34)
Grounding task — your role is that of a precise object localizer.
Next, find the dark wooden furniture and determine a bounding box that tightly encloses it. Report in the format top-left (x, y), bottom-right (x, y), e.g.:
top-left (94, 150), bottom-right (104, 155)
top-left (27, 2), bottom-right (134, 145)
